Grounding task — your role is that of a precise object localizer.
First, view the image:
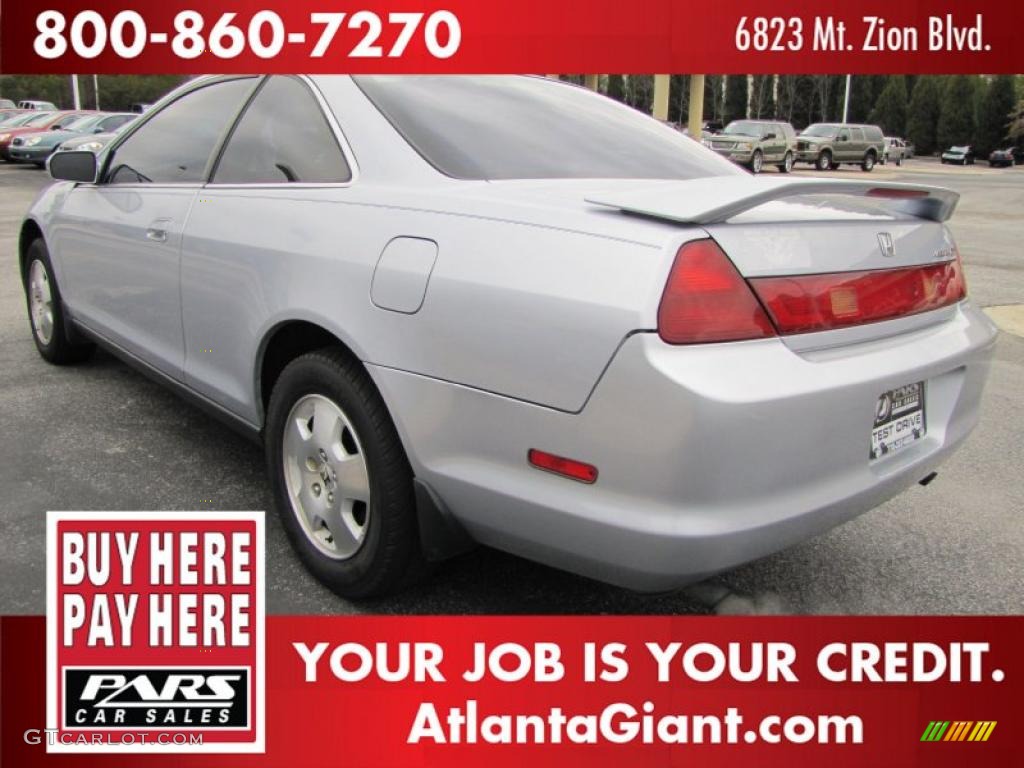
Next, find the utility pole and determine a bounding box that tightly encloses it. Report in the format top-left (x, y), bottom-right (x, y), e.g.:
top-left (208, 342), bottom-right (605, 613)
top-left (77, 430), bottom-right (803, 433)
top-left (93, 75), bottom-right (100, 109)
top-left (842, 74), bottom-right (852, 123)
top-left (70, 75), bottom-right (81, 110)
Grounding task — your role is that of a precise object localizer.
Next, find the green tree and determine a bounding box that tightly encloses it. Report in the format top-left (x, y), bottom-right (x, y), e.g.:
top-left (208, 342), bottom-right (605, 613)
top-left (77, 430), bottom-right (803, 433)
top-left (1009, 99), bottom-right (1024, 143)
top-left (906, 76), bottom-right (942, 154)
top-left (845, 76), bottom-right (881, 123)
top-left (937, 75), bottom-right (977, 149)
top-left (0, 74), bottom-right (186, 110)
top-left (869, 76), bottom-right (908, 136)
top-left (974, 75), bottom-right (1016, 155)
top-left (724, 75), bottom-right (748, 123)
top-left (605, 74), bottom-right (625, 103)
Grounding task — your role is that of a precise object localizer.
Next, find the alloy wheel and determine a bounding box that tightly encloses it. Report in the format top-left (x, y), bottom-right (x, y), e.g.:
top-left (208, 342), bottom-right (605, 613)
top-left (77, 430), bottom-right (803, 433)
top-left (282, 393), bottom-right (371, 560)
top-left (28, 259), bottom-right (54, 345)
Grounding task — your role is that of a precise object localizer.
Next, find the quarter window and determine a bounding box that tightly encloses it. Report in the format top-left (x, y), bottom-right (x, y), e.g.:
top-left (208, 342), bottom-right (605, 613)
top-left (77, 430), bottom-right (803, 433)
top-left (212, 76), bottom-right (351, 184)
top-left (106, 78), bottom-right (256, 185)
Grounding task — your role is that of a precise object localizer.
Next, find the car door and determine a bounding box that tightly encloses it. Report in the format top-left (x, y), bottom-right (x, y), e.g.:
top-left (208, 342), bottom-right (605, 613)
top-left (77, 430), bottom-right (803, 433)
top-left (768, 123), bottom-right (786, 161)
top-left (850, 127), bottom-right (863, 160)
top-left (180, 76), bottom-right (355, 422)
top-left (51, 77), bottom-right (258, 379)
top-left (834, 127), bottom-right (852, 161)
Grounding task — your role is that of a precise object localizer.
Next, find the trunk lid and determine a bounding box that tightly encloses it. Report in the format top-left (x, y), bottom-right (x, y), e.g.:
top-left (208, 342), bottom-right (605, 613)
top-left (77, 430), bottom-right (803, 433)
top-left (586, 177), bottom-right (965, 348)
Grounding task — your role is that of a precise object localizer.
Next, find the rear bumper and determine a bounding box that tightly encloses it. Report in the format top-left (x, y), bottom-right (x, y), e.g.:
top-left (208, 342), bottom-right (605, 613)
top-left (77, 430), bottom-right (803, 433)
top-left (371, 302), bottom-right (997, 590)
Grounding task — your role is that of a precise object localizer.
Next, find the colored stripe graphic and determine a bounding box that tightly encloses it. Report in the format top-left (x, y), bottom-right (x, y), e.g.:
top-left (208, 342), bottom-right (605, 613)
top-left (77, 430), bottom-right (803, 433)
top-left (926, 721), bottom-right (997, 742)
top-left (921, 721), bottom-right (950, 741)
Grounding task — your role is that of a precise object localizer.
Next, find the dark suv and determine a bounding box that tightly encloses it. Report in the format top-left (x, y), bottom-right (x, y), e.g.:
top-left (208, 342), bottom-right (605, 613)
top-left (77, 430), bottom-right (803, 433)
top-left (795, 123), bottom-right (885, 172)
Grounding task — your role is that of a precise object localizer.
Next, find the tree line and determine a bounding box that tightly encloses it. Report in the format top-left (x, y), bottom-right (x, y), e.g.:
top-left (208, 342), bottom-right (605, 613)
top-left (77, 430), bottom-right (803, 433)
top-left (0, 75), bottom-right (187, 114)
top-left (569, 74), bottom-right (1024, 157)
top-left (3, 73), bottom-right (1022, 158)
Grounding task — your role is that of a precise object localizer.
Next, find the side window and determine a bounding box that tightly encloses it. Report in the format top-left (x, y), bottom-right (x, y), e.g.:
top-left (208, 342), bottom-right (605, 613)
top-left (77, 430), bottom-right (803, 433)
top-left (838, 128), bottom-right (850, 141)
top-left (99, 115), bottom-right (134, 132)
top-left (53, 114), bottom-right (84, 129)
top-left (851, 128), bottom-right (865, 141)
top-left (106, 78), bottom-right (256, 184)
top-left (212, 76), bottom-right (351, 184)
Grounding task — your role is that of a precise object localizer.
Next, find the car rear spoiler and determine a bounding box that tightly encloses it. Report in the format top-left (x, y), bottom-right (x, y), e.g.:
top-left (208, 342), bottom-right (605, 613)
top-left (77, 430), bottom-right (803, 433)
top-left (584, 177), bottom-right (959, 224)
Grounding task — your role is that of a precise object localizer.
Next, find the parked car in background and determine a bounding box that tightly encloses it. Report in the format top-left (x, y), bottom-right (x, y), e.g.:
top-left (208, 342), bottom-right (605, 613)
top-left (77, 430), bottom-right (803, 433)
top-left (795, 123), bottom-right (885, 171)
top-left (706, 119), bottom-right (796, 173)
top-left (18, 100), bottom-right (58, 111)
top-left (131, 102), bottom-right (153, 113)
top-left (23, 74), bottom-right (995, 597)
top-left (941, 146), bottom-right (975, 165)
top-left (9, 112), bottom-right (135, 167)
top-left (882, 137), bottom-right (908, 166)
top-left (0, 109), bottom-right (26, 124)
top-left (54, 131), bottom-right (121, 155)
top-left (0, 111), bottom-right (42, 128)
top-left (0, 111), bottom-right (90, 161)
top-left (988, 148), bottom-right (1016, 168)
top-left (0, 99), bottom-right (16, 109)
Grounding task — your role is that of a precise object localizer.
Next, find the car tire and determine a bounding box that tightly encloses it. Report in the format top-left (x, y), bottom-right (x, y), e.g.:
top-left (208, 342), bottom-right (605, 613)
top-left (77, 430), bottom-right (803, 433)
top-left (861, 152), bottom-right (876, 172)
top-left (749, 150), bottom-right (763, 174)
top-left (896, 156), bottom-right (903, 167)
top-left (777, 151), bottom-right (794, 174)
top-left (815, 151), bottom-right (832, 171)
top-left (265, 348), bottom-right (426, 599)
top-left (23, 239), bottom-right (95, 365)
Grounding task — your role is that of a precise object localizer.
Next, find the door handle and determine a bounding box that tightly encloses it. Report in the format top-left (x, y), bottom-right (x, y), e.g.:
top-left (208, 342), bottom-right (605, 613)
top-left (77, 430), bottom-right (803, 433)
top-left (146, 218), bottom-right (172, 243)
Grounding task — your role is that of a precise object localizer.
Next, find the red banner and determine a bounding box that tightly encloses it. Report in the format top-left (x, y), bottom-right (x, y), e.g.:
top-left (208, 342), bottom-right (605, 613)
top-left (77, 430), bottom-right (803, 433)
top-left (0, 0), bottom-right (1021, 74)
top-left (3, 615), bottom-right (1020, 766)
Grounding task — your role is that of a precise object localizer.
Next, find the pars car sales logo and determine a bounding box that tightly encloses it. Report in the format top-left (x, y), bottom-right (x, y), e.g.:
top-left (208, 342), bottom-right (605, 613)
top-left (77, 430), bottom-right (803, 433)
top-left (46, 512), bottom-right (265, 753)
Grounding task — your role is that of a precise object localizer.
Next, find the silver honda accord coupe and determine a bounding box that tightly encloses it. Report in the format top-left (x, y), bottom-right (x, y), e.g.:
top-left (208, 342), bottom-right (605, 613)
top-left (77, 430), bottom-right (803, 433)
top-left (20, 75), bottom-right (997, 597)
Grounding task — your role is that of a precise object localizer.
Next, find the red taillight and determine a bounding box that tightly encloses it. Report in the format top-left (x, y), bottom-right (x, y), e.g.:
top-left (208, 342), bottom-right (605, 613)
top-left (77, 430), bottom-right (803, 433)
top-left (750, 256), bottom-right (966, 335)
top-left (657, 239), bottom-right (776, 344)
top-left (528, 449), bottom-right (598, 484)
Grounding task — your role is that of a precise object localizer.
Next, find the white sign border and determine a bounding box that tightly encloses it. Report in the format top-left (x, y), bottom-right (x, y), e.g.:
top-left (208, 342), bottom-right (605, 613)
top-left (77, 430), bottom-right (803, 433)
top-left (46, 511), bottom-right (266, 754)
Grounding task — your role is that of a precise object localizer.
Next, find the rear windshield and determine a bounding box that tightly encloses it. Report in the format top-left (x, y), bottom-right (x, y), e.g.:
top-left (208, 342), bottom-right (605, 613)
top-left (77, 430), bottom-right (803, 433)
top-left (354, 76), bottom-right (739, 181)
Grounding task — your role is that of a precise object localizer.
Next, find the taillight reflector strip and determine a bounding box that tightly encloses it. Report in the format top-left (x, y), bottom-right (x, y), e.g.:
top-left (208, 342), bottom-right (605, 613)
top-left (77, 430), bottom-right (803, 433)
top-left (750, 259), bottom-right (966, 335)
top-left (866, 187), bottom-right (929, 199)
top-left (528, 449), bottom-right (598, 484)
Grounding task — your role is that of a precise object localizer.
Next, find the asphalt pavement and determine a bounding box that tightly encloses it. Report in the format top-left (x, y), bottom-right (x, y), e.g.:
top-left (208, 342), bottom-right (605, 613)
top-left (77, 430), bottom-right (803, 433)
top-left (1, 157), bottom-right (1021, 616)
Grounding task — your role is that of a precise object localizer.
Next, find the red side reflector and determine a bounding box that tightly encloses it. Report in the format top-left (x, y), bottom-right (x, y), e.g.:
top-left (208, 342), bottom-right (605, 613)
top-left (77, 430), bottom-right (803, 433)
top-left (750, 258), bottom-right (966, 335)
top-left (658, 239), bottom-right (776, 344)
top-left (866, 188), bottom-right (929, 199)
top-left (528, 449), bottom-right (598, 484)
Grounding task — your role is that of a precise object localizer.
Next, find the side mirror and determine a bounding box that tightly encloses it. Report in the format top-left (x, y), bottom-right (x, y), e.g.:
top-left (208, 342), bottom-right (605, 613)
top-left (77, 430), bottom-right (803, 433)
top-left (763, 132), bottom-right (776, 140)
top-left (48, 150), bottom-right (98, 183)
top-left (837, 135), bottom-right (848, 142)
top-left (93, 126), bottom-right (104, 134)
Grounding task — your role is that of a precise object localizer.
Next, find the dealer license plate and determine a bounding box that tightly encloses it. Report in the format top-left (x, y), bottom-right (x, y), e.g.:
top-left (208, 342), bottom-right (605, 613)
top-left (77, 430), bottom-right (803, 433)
top-left (870, 382), bottom-right (926, 460)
